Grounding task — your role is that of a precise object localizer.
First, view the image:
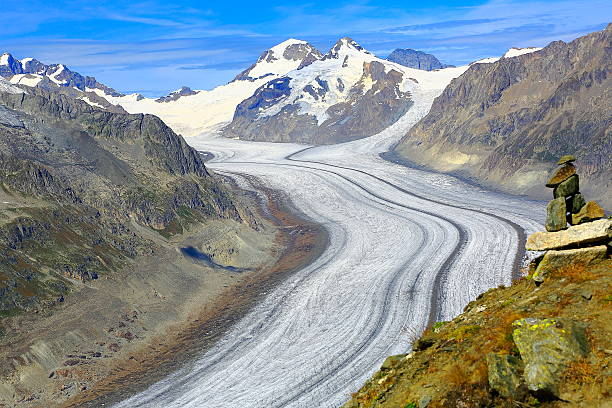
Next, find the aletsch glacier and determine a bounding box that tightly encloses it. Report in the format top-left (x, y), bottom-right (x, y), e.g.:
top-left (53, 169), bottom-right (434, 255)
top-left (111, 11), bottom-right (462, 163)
top-left (110, 46), bottom-right (546, 407)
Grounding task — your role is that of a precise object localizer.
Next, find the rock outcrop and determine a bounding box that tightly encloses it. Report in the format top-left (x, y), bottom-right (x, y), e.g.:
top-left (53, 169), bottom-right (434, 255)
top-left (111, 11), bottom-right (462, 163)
top-left (386, 48), bottom-right (453, 71)
top-left (393, 25), bottom-right (612, 208)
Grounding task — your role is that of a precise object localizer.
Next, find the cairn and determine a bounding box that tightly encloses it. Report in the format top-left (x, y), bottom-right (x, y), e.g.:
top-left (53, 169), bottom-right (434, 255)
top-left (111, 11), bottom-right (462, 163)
top-left (544, 155), bottom-right (605, 232)
top-left (526, 155), bottom-right (610, 284)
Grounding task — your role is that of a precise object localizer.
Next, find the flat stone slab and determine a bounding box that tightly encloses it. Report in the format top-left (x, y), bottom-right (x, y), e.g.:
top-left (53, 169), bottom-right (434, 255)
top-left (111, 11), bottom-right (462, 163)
top-left (533, 245), bottom-right (608, 282)
top-left (526, 218), bottom-right (612, 251)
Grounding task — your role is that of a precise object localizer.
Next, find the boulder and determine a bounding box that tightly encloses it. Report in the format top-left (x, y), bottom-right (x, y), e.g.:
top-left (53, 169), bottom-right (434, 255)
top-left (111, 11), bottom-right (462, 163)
top-left (512, 318), bottom-right (588, 399)
top-left (571, 201), bottom-right (605, 225)
top-left (532, 245), bottom-right (608, 283)
top-left (556, 155), bottom-right (576, 165)
top-left (486, 353), bottom-right (525, 398)
top-left (569, 193), bottom-right (585, 213)
top-left (553, 174), bottom-right (579, 198)
top-left (526, 219), bottom-right (612, 251)
top-left (545, 197), bottom-right (567, 232)
top-left (546, 164), bottom-right (576, 187)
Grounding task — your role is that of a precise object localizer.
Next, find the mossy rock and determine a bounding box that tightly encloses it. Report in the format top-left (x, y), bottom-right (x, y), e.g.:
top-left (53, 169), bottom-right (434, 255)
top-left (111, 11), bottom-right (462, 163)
top-left (486, 353), bottom-right (525, 399)
top-left (545, 197), bottom-right (567, 232)
top-left (556, 155), bottom-right (576, 165)
top-left (546, 164), bottom-right (576, 188)
top-left (512, 317), bottom-right (588, 399)
top-left (553, 174), bottom-right (579, 198)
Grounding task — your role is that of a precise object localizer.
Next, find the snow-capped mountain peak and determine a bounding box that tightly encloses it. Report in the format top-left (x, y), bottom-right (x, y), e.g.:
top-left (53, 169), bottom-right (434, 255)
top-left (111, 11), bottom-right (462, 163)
top-left (0, 52), bottom-right (123, 98)
top-left (233, 39), bottom-right (323, 81)
top-left (325, 37), bottom-right (372, 60)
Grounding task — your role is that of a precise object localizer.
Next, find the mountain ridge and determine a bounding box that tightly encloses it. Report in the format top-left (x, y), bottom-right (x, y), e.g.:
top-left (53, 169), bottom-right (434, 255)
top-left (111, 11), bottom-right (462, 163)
top-left (393, 24), bottom-right (611, 209)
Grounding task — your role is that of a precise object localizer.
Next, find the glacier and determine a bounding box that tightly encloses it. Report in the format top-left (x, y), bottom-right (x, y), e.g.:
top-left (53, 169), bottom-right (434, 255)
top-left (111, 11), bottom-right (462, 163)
top-left (113, 66), bottom-right (546, 408)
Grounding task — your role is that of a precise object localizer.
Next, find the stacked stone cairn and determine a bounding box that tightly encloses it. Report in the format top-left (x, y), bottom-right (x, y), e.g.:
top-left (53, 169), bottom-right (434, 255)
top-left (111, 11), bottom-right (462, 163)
top-left (544, 155), bottom-right (605, 232)
top-left (527, 155), bottom-right (610, 284)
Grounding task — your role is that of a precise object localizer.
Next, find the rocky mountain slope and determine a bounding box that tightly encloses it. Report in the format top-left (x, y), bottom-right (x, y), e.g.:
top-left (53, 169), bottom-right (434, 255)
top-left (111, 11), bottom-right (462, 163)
top-left (0, 77), bottom-right (248, 320)
top-left (393, 25), bottom-right (611, 208)
top-left (386, 49), bottom-right (453, 71)
top-left (345, 167), bottom-right (611, 407)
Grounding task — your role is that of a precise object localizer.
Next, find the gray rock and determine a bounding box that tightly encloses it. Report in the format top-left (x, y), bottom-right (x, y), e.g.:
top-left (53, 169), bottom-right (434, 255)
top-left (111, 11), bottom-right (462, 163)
top-left (386, 49), bottom-right (453, 71)
top-left (554, 174), bottom-right (579, 198)
top-left (486, 353), bottom-right (525, 398)
top-left (512, 318), bottom-right (588, 399)
top-left (545, 197), bottom-right (567, 232)
top-left (419, 395), bottom-right (432, 408)
top-left (569, 193), bottom-right (586, 213)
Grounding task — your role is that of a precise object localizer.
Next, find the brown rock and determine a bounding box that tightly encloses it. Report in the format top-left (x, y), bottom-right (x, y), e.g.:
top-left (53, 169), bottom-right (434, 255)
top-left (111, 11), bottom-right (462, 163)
top-left (545, 197), bottom-right (567, 232)
top-left (571, 201), bottom-right (605, 225)
top-left (532, 245), bottom-right (608, 283)
top-left (556, 155), bottom-right (576, 165)
top-left (526, 219), bottom-right (612, 251)
top-left (546, 164), bottom-right (576, 188)
top-left (553, 174), bottom-right (579, 198)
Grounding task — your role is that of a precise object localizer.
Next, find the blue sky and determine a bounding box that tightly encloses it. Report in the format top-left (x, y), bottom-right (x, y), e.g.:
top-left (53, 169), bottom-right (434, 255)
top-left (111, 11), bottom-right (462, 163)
top-left (1, 0), bottom-right (609, 96)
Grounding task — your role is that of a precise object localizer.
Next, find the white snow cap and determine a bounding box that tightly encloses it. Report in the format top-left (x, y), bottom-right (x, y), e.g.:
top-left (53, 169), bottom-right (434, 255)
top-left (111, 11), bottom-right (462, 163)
top-left (502, 47), bottom-right (542, 58)
top-left (269, 38), bottom-right (309, 54)
top-left (0, 53), bottom-right (11, 65)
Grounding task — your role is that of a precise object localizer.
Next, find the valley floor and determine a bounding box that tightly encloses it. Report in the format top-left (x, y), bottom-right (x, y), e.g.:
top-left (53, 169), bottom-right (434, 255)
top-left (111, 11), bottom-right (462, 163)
top-left (108, 90), bottom-right (547, 408)
top-left (0, 180), bottom-right (326, 408)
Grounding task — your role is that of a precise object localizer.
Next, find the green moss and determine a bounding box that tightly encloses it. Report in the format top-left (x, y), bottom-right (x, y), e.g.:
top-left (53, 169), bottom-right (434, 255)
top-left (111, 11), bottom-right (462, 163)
top-left (448, 325), bottom-right (481, 341)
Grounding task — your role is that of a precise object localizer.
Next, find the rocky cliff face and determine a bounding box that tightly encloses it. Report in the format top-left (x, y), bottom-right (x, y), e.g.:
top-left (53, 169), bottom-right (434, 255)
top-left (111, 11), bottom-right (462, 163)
top-left (386, 49), bottom-right (453, 71)
top-left (0, 81), bottom-right (246, 315)
top-left (393, 25), bottom-right (611, 208)
top-left (223, 38), bottom-right (414, 144)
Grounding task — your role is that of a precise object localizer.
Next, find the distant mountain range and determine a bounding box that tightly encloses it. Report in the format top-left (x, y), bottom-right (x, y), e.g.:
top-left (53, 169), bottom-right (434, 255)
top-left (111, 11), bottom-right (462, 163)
top-left (386, 48), bottom-right (454, 70)
top-left (0, 40), bottom-right (465, 143)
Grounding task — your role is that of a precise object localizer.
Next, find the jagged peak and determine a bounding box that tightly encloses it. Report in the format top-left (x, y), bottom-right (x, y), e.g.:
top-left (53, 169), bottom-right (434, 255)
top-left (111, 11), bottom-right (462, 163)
top-left (325, 37), bottom-right (371, 60)
top-left (233, 39), bottom-right (322, 82)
